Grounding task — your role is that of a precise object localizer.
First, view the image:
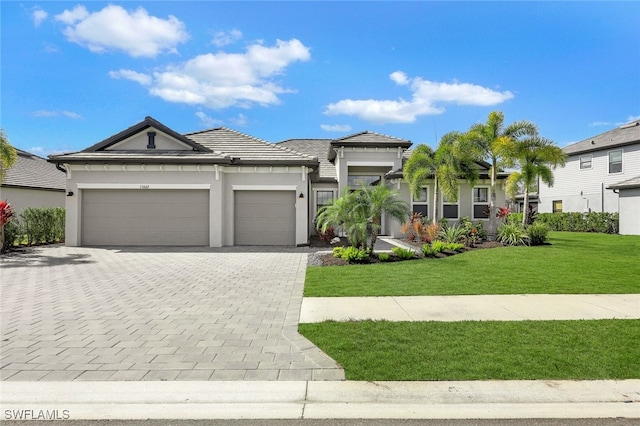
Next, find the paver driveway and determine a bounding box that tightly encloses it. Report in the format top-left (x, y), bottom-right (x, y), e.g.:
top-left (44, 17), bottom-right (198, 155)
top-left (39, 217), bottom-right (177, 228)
top-left (0, 245), bottom-right (344, 381)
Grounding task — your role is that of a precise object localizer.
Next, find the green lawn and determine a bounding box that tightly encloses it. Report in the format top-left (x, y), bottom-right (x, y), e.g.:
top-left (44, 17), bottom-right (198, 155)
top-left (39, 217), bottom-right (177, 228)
top-left (304, 232), bottom-right (640, 296)
top-left (299, 319), bottom-right (640, 381)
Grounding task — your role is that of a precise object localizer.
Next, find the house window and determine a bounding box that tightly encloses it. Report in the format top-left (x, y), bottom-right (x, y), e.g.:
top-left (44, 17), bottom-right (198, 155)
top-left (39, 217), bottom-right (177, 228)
top-left (552, 200), bottom-right (563, 213)
top-left (580, 155), bottom-right (592, 169)
top-left (609, 150), bottom-right (622, 174)
top-left (412, 187), bottom-right (429, 218)
top-left (347, 175), bottom-right (381, 187)
top-left (472, 187), bottom-right (490, 219)
top-left (316, 191), bottom-right (334, 214)
top-left (442, 192), bottom-right (459, 219)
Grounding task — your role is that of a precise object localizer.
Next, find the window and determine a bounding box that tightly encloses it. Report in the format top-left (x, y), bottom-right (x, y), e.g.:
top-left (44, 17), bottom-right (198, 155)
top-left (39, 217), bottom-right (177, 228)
top-left (347, 175), bottom-right (381, 187)
top-left (472, 187), bottom-right (490, 219)
top-left (316, 190), bottom-right (334, 214)
top-left (442, 192), bottom-right (459, 219)
top-left (609, 150), bottom-right (622, 174)
top-left (580, 154), bottom-right (592, 169)
top-left (552, 200), bottom-right (563, 213)
top-left (412, 187), bottom-right (429, 218)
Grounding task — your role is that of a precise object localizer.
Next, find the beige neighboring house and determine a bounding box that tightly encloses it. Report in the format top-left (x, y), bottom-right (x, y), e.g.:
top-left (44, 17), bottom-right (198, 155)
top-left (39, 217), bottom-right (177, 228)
top-left (49, 116), bottom-right (509, 247)
top-left (0, 149), bottom-right (65, 214)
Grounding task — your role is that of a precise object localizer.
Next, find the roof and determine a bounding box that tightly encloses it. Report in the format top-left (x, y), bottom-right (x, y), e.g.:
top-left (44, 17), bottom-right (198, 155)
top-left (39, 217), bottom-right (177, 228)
top-left (607, 175), bottom-right (640, 190)
top-left (563, 120), bottom-right (640, 156)
top-left (3, 149), bottom-right (66, 191)
top-left (328, 131), bottom-right (412, 161)
top-left (276, 139), bottom-right (335, 181)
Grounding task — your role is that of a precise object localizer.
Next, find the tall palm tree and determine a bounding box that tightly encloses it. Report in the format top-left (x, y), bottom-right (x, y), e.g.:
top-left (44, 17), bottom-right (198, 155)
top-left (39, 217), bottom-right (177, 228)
top-left (359, 183), bottom-right (410, 252)
top-left (0, 128), bottom-right (17, 183)
top-left (461, 111), bottom-right (537, 239)
top-left (404, 131), bottom-right (477, 224)
top-left (502, 135), bottom-right (567, 226)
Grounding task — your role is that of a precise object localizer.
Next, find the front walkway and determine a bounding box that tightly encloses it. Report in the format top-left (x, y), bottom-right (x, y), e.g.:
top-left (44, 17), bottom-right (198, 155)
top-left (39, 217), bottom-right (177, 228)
top-left (1, 245), bottom-right (343, 381)
top-left (300, 294), bottom-right (640, 323)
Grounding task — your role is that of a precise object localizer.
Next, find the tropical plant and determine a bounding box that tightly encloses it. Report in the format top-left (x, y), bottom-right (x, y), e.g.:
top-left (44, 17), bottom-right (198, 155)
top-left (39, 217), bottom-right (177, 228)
top-left (391, 246), bottom-right (415, 260)
top-left (526, 222), bottom-right (549, 246)
top-left (459, 111), bottom-right (537, 240)
top-left (317, 188), bottom-right (368, 248)
top-left (444, 242), bottom-right (465, 252)
top-left (358, 183), bottom-right (410, 252)
top-left (437, 224), bottom-right (466, 244)
top-left (0, 200), bottom-right (14, 253)
top-left (0, 129), bottom-right (18, 183)
top-left (430, 240), bottom-right (447, 253)
top-left (378, 252), bottom-right (390, 262)
top-left (497, 223), bottom-right (529, 246)
top-left (501, 135), bottom-right (567, 226)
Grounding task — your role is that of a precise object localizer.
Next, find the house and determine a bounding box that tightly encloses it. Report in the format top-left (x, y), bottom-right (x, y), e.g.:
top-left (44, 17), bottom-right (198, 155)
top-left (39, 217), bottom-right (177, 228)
top-left (49, 116), bottom-right (508, 247)
top-left (538, 120), bottom-right (640, 215)
top-left (0, 149), bottom-right (66, 214)
top-left (607, 175), bottom-right (640, 235)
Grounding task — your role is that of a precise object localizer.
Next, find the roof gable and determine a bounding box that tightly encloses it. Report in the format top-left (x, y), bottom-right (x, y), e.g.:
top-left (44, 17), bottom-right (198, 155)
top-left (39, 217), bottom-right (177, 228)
top-left (564, 120), bottom-right (640, 156)
top-left (328, 130), bottom-right (412, 161)
top-left (277, 139), bottom-right (336, 181)
top-left (3, 149), bottom-right (66, 190)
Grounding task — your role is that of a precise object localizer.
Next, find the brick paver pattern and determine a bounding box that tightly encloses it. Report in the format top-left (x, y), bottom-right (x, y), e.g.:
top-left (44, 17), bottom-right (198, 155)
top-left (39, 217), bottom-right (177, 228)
top-left (0, 246), bottom-right (344, 381)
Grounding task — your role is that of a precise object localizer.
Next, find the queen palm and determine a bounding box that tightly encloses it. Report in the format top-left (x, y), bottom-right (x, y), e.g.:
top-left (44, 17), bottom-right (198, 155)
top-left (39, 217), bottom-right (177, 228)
top-left (316, 188), bottom-right (368, 248)
top-left (0, 128), bottom-right (17, 183)
top-left (359, 183), bottom-right (410, 252)
top-left (461, 111), bottom-right (537, 239)
top-left (502, 134), bottom-right (567, 225)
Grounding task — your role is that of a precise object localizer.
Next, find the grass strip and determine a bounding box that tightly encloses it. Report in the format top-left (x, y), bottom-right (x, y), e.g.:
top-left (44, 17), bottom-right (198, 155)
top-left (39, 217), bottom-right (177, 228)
top-left (299, 319), bottom-right (640, 381)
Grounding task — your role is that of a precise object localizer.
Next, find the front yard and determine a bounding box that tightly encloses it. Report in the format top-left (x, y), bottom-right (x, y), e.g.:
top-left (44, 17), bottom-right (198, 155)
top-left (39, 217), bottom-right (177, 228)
top-left (304, 232), bottom-right (640, 296)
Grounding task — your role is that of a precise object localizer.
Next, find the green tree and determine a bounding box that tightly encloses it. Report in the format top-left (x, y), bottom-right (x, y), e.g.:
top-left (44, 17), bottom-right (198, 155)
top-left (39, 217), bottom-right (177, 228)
top-left (316, 188), bottom-right (368, 249)
top-left (461, 111), bottom-right (537, 239)
top-left (502, 134), bottom-right (567, 226)
top-left (359, 183), bottom-right (410, 252)
top-left (404, 131), bottom-right (478, 224)
top-left (0, 128), bottom-right (18, 183)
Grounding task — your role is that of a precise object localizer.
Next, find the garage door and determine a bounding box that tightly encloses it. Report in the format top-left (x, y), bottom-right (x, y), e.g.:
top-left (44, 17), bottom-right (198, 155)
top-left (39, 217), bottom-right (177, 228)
top-left (82, 189), bottom-right (209, 246)
top-left (234, 190), bottom-right (295, 245)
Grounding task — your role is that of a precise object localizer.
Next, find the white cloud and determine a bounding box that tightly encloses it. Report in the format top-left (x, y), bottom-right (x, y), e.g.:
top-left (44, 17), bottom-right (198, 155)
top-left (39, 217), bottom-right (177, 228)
top-left (589, 115), bottom-right (640, 128)
top-left (229, 113), bottom-right (248, 127)
top-left (54, 4), bottom-right (188, 58)
top-left (32, 8), bottom-right (48, 27)
top-left (109, 69), bottom-right (152, 86)
top-left (212, 29), bottom-right (242, 47)
top-left (195, 111), bottom-right (224, 128)
top-left (321, 124), bottom-right (352, 132)
top-left (115, 38), bottom-right (310, 109)
top-left (325, 71), bottom-right (514, 124)
top-left (33, 110), bottom-right (83, 119)
top-left (588, 121), bottom-right (611, 127)
top-left (626, 115), bottom-right (640, 122)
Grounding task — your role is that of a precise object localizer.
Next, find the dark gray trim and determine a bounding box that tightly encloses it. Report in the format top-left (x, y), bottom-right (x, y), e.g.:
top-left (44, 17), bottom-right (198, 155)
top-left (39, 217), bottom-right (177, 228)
top-left (1, 184), bottom-right (65, 192)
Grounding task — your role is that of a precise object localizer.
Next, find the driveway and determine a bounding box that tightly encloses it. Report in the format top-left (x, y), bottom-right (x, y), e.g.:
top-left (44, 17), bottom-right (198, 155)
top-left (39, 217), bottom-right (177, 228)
top-left (0, 245), bottom-right (344, 381)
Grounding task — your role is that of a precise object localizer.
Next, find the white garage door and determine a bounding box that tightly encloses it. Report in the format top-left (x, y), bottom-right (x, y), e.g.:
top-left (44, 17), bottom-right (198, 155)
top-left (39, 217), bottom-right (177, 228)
top-left (82, 189), bottom-right (209, 246)
top-left (234, 190), bottom-right (296, 246)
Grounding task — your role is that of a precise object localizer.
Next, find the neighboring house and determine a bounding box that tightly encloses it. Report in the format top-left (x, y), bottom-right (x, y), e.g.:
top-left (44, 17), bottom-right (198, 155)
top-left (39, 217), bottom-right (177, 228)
top-left (0, 149), bottom-right (66, 214)
top-left (607, 175), bottom-right (640, 235)
top-left (538, 120), bottom-right (640, 215)
top-left (49, 116), bottom-right (509, 247)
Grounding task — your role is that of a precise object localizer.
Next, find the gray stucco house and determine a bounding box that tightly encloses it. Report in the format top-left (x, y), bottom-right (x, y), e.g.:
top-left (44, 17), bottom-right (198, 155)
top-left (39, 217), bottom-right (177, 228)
top-left (1, 149), bottom-right (66, 214)
top-left (49, 116), bottom-right (507, 247)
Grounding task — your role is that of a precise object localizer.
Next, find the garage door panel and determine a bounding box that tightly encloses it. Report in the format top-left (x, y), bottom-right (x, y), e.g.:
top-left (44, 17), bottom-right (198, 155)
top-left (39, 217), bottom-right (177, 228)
top-left (234, 191), bottom-right (295, 246)
top-left (82, 189), bottom-right (209, 246)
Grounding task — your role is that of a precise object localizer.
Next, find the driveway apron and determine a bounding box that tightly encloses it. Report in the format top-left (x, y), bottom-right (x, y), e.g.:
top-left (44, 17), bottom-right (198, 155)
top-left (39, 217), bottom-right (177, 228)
top-left (0, 246), bottom-right (344, 381)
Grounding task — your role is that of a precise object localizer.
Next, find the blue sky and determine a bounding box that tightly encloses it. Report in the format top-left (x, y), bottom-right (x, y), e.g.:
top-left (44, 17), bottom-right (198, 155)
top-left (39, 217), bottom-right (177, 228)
top-left (2, 1), bottom-right (639, 157)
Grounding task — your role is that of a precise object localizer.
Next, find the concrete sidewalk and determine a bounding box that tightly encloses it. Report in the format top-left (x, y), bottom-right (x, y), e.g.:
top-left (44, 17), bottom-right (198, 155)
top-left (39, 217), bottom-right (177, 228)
top-left (1, 380), bottom-right (638, 420)
top-left (299, 294), bottom-right (640, 323)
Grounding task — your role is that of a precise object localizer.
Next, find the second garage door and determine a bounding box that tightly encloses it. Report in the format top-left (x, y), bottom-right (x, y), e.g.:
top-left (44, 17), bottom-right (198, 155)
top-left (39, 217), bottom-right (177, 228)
top-left (82, 189), bottom-right (209, 246)
top-left (234, 190), bottom-right (295, 245)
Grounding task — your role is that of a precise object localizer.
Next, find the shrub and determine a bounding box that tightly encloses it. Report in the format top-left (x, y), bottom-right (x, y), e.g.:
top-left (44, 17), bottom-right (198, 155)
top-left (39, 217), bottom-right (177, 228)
top-left (430, 240), bottom-right (447, 253)
top-left (2, 219), bottom-right (21, 253)
top-left (334, 246), bottom-right (370, 263)
top-left (317, 225), bottom-right (336, 243)
top-left (437, 225), bottom-right (466, 244)
top-left (444, 242), bottom-right (465, 252)
top-left (421, 244), bottom-right (436, 257)
top-left (378, 252), bottom-right (390, 262)
top-left (458, 217), bottom-right (486, 246)
top-left (526, 222), bottom-right (549, 246)
top-left (536, 212), bottom-right (618, 234)
top-left (391, 246), bottom-right (415, 260)
top-left (20, 207), bottom-right (65, 245)
top-left (422, 222), bottom-right (441, 243)
top-left (505, 212), bottom-right (524, 225)
top-left (497, 223), bottom-right (529, 246)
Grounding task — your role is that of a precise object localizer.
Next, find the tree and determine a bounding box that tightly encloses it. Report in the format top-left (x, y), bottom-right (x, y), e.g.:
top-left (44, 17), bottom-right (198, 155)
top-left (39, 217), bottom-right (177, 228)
top-left (460, 111), bottom-right (537, 240)
top-left (316, 188), bottom-right (368, 249)
top-left (0, 128), bottom-right (18, 183)
top-left (359, 183), bottom-right (410, 252)
top-left (404, 131), bottom-right (478, 224)
top-left (502, 134), bottom-right (567, 226)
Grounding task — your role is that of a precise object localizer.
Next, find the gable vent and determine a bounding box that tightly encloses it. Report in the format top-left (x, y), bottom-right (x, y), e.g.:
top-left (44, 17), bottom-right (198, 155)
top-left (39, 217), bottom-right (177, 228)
top-left (147, 131), bottom-right (156, 149)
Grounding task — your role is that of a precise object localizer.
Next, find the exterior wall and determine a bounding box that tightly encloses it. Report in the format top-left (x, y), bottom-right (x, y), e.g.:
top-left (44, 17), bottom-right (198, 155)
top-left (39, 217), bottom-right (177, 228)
top-left (0, 187), bottom-right (65, 214)
top-left (618, 188), bottom-right (640, 235)
top-left (538, 143), bottom-right (640, 213)
top-left (309, 182), bottom-right (339, 235)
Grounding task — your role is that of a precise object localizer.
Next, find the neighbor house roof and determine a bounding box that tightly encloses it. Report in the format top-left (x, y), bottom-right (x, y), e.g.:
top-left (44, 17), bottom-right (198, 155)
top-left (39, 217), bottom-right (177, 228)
top-left (607, 175), bottom-right (640, 190)
top-left (3, 149), bottom-right (65, 191)
top-left (328, 131), bottom-right (412, 161)
top-left (563, 120), bottom-right (640, 156)
top-left (276, 139), bottom-right (336, 181)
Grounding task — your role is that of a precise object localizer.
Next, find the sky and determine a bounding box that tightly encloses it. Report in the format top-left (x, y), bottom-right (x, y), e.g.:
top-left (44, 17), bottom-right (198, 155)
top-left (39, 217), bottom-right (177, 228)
top-left (2, 1), bottom-right (639, 157)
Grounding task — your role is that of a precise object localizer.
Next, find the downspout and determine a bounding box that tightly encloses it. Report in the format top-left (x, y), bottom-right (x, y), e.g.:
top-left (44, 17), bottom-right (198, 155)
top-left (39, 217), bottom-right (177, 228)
top-left (55, 163), bottom-right (67, 173)
top-left (601, 182), bottom-right (605, 212)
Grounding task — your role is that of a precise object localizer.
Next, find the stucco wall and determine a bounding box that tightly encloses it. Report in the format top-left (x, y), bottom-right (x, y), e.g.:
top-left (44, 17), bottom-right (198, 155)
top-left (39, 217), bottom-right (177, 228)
top-left (0, 187), bottom-right (65, 214)
top-left (618, 188), bottom-right (640, 235)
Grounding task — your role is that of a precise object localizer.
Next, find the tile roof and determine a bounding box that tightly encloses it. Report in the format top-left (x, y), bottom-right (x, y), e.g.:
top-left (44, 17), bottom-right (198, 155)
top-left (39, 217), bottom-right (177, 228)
top-left (276, 139), bottom-right (336, 180)
top-left (607, 174), bottom-right (640, 190)
top-left (49, 150), bottom-right (231, 164)
top-left (186, 127), bottom-right (319, 166)
top-left (328, 131), bottom-right (412, 161)
top-left (3, 149), bottom-right (66, 191)
top-left (563, 120), bottom-right (640, 156)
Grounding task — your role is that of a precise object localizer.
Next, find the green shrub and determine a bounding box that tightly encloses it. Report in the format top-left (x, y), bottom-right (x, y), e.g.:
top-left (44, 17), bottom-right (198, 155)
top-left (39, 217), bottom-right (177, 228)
top-left (2, 219), bottom-right (21, 252)
top-left (526, 222), bottom-right (549, 246)
top-left (378, 252), bottom-right (390, 262)
top-left (497, 223), bottom-right (529, 246)
top-left (536, 212), bottom-right (618, 234)
top-left (421, 244), bottom-right (436, 257)
top-left (437, 225), bottom-right (466, 244)
top-left (391, 246), bottom-right (415, 260)
top-left (332, 246), bottom-right (345, 258)
top-left (505, 212), bottom-right (524, 225)
top-left (458, 216), bottom-right (487, 245)
top-left (337, 246), bottom-right (370, 263)
top-left (20, 207), bottom-right (65, 245)
top-left (430, 240), bottom-right (446, 253)
top-left (444, 242), bottom-right (465, 252)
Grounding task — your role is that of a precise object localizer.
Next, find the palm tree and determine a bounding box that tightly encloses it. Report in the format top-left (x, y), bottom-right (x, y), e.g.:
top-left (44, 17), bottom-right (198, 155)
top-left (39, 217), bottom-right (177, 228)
top-left (0, 128), bottom-right (17, 183)
top-left (404, 131), bottom-right (477, 224)
top-left (502, 134), bottom-right (567, 226)
top-left (316, 188), bottom-right (368, 248)
top-left (359, 183), bottom-right (410, 252)
top-left (460, 111), bottom-right (537, 240)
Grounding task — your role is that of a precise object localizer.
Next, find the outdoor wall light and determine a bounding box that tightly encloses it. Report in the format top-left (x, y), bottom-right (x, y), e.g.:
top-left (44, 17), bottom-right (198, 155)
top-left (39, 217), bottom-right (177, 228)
top-left (299, 193), bottom-right (304, 199)
top-left (67, 191), bottom-right (74, 197)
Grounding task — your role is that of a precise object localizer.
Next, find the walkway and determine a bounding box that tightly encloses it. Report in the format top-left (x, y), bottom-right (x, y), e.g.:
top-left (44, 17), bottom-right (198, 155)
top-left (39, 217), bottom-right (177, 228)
top-left (300, 294), bottom-right (640, 323)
